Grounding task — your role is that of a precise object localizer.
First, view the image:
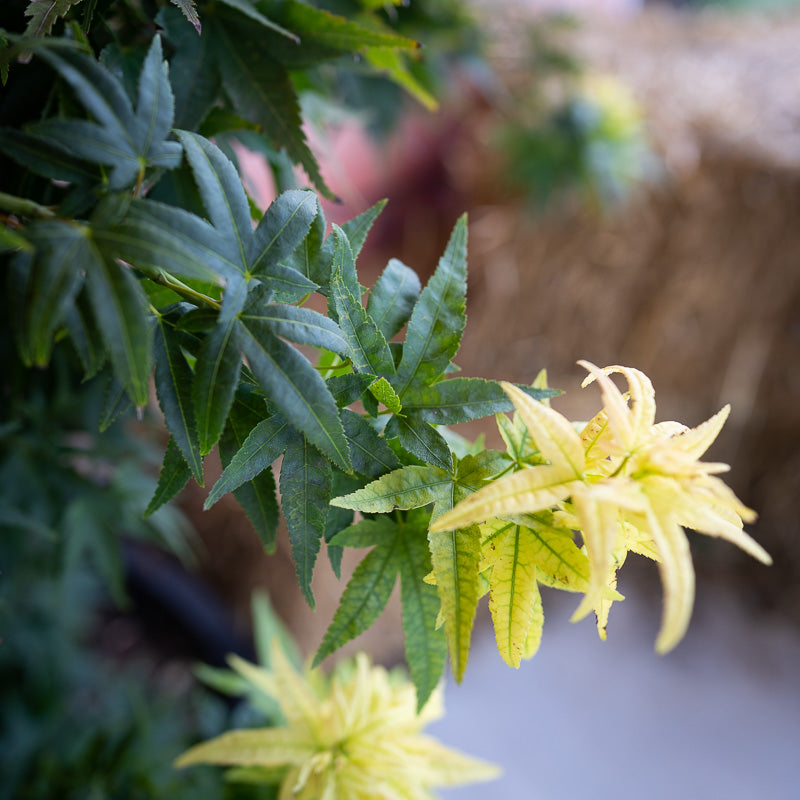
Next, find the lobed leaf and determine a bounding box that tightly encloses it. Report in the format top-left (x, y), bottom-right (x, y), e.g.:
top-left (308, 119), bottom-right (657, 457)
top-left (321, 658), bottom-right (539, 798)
top-left (313, 535), bottom-right (399, 665)
top-left (176, 130), bottom-right (251, 274)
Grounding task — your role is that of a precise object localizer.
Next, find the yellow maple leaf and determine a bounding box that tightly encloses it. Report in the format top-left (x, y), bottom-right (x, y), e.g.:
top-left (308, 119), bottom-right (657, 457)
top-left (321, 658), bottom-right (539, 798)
top-left (176, 641), bottom-right (499, 799)
top-left (430, 361), bottom-right (771, 655)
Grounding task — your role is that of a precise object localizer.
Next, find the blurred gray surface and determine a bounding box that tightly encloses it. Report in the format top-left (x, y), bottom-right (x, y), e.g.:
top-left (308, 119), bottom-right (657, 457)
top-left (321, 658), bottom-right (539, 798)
top-left (431, 578), bottom-right (800, 799)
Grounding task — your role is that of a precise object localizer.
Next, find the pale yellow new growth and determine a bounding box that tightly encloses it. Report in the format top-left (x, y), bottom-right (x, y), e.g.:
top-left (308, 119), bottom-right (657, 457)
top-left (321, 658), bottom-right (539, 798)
top-left (176, 641), bottom-right (499, 799)
top-left (431, 361), bottom-right (771, 655)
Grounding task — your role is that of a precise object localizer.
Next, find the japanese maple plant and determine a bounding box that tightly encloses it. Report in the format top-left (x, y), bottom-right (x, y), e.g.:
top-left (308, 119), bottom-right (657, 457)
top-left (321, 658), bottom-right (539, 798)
top-left (1, 1), bottom-right (770, 797)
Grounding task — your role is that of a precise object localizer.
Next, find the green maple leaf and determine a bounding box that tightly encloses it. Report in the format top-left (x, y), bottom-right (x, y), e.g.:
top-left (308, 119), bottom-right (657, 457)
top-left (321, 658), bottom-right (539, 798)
top-left (14, 214), bottom-right (153, 407)
top-left (325, 216), bottom-right (555, 468)
top-left (331, 449), bottom-right (508, 682)
top-left (30, 37), bottom-right (182, 190)
top-left (314, 512), bottom-right (446, 711)
top-left (151, 132), bottom-right (350, 470)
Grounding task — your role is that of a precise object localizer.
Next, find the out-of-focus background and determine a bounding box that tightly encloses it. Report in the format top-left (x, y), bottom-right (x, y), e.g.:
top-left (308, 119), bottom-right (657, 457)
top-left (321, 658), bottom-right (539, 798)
top-left (4, 0), bottom-right (800, 797)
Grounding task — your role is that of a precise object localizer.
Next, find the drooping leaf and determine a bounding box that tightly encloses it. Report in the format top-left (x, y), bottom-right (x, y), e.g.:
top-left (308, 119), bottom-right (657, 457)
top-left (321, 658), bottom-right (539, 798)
top-left (192, 313), bottom-right (243, 455)
top-left (218, 393), bottom-right (285, 552)
top-left (486, 523), bottom-right (540, 669)
top-left (212, 18), bottom-right (331, 197)
top-left (154, 316), bottom-right (204, 482)
top-left (319, 512), bottom-right (446, 709)
top-left (63, 290), bottom-right (106, 379)
top-left (82, 234), bottom-right (153, 407)
top-left (314, 517), bottom-right (400, 665)
top-left (366, 257), bottom-right (421, 341)
top-left (428, 524), bottom-right (480, 683)
top-left (145, 437), bottom-right (192, 517)
top-left (11, 223), bottom-right (84, 367)
top-left (280, 435), bottom-right (333, 607)
top-left (397, 516), bottom-right (448, 709)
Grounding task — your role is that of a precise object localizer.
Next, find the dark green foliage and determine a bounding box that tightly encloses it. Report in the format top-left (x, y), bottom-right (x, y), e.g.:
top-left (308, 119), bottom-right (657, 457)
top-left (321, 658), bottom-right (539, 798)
top-left (1, 0), bottom-right (551, 711)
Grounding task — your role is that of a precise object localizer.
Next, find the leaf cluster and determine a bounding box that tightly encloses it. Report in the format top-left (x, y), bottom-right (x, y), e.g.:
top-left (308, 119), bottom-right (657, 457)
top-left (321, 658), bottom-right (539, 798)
top-left (1, 7), bottom-right (553, 709)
